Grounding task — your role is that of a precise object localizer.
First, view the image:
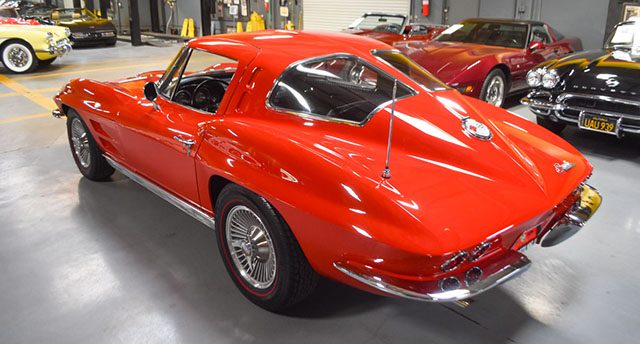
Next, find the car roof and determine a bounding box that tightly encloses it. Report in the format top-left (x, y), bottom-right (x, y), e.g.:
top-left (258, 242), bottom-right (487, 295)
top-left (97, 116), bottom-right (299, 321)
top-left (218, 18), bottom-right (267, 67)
top-left (462, 17), bottom-right (544, 26)
top-left (188, 30), bottom-right (391, 73)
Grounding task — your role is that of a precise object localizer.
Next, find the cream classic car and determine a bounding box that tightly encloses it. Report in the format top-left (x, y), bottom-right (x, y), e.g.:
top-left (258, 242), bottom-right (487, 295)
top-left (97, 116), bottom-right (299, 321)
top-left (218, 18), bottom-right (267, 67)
top-left (0, 19), bottom-right (71, 73)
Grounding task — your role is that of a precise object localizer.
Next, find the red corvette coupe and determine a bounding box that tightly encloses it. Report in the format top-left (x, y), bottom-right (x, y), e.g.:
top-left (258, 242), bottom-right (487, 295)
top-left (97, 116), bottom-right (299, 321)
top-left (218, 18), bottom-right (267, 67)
top-left (344, 12), bottom-right (446, 45)
top-left (394, 18), bottom-right (582, 107)
top-left (53, 31), bottom-right (600, 312)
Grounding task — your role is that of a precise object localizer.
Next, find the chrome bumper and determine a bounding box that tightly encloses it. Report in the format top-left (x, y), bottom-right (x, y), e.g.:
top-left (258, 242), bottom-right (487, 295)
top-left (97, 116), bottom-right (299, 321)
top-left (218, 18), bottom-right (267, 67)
top-left (52, 109), bottom-right (63, 118)
top-left (334, 252), bottom-right (531, 303)
top-left (521, 93), bottom-right (640, 135)
top-left (540, 183), bottom-right (602, 247)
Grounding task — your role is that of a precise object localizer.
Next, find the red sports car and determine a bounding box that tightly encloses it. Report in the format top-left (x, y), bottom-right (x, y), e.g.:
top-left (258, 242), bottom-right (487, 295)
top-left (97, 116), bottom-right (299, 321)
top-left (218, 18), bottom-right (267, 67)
top-left (344, 12), bottom-right (446, 45)
top-left (394, 18), bottom-right (582, 107)
top-left (53, 30), bottom-right (600, 312)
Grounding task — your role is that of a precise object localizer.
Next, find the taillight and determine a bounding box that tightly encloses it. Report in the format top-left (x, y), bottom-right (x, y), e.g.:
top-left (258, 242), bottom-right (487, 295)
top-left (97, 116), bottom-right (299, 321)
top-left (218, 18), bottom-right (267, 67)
top-left (469, 242), bottom-right (492, 261)
top-left (440, 251), bottom-right (468, 272)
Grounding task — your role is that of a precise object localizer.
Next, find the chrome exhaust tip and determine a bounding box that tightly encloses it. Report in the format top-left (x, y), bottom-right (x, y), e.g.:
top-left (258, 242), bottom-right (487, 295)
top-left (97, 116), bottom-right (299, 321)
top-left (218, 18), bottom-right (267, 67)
top-left (541, 183), bottom-right (602, 247)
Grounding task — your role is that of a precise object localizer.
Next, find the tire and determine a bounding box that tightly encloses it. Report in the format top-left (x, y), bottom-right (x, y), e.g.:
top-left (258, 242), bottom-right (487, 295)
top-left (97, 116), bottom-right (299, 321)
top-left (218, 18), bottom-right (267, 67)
top-left (39, 57), bottom-right (56, 66)
top-left (480, 68), bottom-right (507, 107)
top-left (106, 39), bottom-right (117, 46)
top-left (215, 184), bottom-right (319, 312)
top-left (66, 109), bottom-right (115, 181)
top-left (1, 41), bottom-right (38, 73)
top-left (536, 116), bottom-right (566, 135)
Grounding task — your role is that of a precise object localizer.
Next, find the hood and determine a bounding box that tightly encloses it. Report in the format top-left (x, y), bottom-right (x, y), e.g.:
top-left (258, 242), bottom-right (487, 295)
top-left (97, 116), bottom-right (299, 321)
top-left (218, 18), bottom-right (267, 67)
top-left (272, 90), bottom-right (591, 255)
top-left (58, 18), bottom-right (114, 31)
top-left (396, 41), bottom-right (516, 82)
top-left (0, 23), bottom-right (68, 38)
top-left (553, 50), bottom-right (640, 97)
top-left (344, 29), bottom-right (400, 45)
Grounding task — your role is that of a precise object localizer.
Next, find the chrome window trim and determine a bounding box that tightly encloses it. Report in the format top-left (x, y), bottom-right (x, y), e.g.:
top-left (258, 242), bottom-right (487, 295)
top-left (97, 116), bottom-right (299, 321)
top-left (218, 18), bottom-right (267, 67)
top-left (265, 52), bottom-right (418, 127)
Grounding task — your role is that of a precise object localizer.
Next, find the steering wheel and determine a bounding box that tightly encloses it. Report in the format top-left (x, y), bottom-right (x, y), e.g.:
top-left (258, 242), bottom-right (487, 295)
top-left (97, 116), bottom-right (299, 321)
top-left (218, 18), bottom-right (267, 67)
top-left (193, 80), bottom-right (226, 113)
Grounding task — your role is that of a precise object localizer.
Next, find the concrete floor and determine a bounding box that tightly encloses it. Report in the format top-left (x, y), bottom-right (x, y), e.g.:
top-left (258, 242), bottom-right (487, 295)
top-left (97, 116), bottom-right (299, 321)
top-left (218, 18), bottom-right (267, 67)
top-left (1, 42), bottom-right (639, 344)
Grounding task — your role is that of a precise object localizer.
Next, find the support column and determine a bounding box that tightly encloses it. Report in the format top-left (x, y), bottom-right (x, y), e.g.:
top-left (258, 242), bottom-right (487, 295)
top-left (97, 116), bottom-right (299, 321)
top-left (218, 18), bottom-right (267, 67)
top-left (99, 0), bottom-right (108, 19)
top-left (201, 0), bottom-right (212, 36)
top-left (129, 0), bottom-right (143, 46)
top-left (150, 0), bottom-right (161, 32)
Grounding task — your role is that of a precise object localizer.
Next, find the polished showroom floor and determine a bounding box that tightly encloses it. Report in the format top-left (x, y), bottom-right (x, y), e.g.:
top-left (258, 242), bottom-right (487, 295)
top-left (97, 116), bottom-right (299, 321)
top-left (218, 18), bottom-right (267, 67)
top-left (1, 42), bottom-right (638, 344)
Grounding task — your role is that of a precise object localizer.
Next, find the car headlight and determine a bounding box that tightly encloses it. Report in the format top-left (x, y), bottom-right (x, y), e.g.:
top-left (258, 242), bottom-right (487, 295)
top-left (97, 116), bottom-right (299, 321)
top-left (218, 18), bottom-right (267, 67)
top-left (542, 69), bottom-right (560, 89)
top-left (526, 68), bottom-right (545, 87)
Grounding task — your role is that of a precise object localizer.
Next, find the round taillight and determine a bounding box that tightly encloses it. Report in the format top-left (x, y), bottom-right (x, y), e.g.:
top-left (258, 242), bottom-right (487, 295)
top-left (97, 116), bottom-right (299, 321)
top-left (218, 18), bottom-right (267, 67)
top-left (469, 242), bottom-right (492, 261)
top-left (441, 251), bottom-right (468, 272)
top-left (439, 277), bottom-right (461, 292)
top-left (465, 267), bottom-right (483, 286)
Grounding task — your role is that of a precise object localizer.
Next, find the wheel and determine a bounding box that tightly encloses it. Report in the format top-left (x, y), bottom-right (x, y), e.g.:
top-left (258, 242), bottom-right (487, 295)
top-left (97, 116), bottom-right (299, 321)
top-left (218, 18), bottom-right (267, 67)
top-left (66, 109), bottom-right (114, 181)
top-left (480, 69), bottom-right (507, 107)
top-left (106, 39), bottom-right (117, 46)
top-left (1, 41), bottom-right (38, 73)
top-left (39, 57), bottom-right (56, 66)
top-left (536, 116), bottom-right (566, 135)
top-left (215, 184), bottom-right (319, 312)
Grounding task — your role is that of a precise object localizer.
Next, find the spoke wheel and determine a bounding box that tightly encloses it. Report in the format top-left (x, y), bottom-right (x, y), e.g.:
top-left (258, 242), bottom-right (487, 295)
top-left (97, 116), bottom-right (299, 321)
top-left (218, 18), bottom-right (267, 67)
top-left (480, 69), bottom-right (507, 108)
top-left (65, 109), bottom-right (114, 181)
top-left (226, 205), bottom-right (277, 289)
top-left (70, 118), bottom-right (91, 168)
top-left (1, 42), bottom-right (37, 73)
top-left (216, 184), bottom-right (319, 312)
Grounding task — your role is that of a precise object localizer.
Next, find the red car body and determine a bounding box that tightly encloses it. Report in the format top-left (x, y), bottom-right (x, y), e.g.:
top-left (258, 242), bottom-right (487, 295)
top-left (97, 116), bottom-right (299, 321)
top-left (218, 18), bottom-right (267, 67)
top-left (346, 23), bottom-right (447, 45)
top-left (394, 18), bottom-right (582, 104)
top-left (53, 31), bottom-right (600, 307)
top-left (344, 13), bottom-right (446, 45)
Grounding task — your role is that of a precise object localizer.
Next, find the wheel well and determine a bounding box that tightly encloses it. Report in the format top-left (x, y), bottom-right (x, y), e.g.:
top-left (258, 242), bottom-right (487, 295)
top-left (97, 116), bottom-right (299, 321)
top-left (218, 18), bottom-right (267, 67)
top-left (61, 104), bottom-right (70, 116)
top-left (0, 38), bottom-right (35, 54)
top-left (209, 175), bottom-right (233, 212)
top-left (493, 64), bottom-right (511, 87)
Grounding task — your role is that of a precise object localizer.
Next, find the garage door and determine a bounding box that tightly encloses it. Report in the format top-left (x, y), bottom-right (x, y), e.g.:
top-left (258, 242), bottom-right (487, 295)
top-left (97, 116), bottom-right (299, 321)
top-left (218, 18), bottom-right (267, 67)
top-left (303, 0), bottom-right (411, 32)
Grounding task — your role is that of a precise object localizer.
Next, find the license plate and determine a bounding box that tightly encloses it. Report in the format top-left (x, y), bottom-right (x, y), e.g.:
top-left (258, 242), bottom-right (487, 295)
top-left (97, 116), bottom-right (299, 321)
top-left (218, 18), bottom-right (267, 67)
top-left (512, 227), bottom-right (538, 252)
top-left (578, 112), bottom-right (620, 135)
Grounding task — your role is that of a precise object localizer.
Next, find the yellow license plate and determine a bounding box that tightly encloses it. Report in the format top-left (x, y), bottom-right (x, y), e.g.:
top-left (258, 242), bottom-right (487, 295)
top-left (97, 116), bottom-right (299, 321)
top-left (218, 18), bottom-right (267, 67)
top-left (578, 113), bottom-right (619, 135)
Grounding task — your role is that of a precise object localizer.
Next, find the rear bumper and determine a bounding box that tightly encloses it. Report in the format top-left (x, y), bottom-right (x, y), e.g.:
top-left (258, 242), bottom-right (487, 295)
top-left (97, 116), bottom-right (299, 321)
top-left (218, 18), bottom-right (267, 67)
top-left (334, 252), bottom-right (530, 302)
top-left (334, 183), bottom-right (601, 303)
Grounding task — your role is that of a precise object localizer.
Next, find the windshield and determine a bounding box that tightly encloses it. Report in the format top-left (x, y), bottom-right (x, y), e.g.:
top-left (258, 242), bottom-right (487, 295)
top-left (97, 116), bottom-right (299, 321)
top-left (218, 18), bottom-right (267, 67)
top-left (349, 14), bottom-right (407, 34)
top-left (373, 51), bottom-right (449, 92)
top-left (434, 21), bottom-right (528, 49)
top-left (0, 8), bottom-right (19, 18)
top-left (606, 21), bottom-right (640, 51)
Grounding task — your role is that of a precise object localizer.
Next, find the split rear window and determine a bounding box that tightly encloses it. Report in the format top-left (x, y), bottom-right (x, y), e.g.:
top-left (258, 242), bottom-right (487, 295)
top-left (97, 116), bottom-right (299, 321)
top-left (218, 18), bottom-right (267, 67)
top-left (268, 55), bottom-right (414, 124)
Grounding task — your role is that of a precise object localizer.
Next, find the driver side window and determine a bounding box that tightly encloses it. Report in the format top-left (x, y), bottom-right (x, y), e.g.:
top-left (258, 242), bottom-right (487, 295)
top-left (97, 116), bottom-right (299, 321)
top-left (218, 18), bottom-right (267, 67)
top-left (530, 25), bottom-right (551, 44)
top-left (161, 48), bottom-right (238, 114)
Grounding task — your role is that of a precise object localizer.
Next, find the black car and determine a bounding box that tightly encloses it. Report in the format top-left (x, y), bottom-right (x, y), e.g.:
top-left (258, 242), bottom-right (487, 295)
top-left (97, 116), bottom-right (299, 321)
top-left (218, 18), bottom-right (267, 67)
top-left (23, 7), bottom-right (117, 46)
top-left (522, 18), bottom-right (640, 137)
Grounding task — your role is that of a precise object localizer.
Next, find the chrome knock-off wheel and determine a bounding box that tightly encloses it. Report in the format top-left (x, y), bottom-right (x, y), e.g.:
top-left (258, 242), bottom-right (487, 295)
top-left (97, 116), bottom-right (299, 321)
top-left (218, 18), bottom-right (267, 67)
top-left (2, 42), bottom-right (35, 73)
top-left (225, 205), bottom-right (277, 289)
top-left (70, 117), bottom-right (91, 168)
top-left (485, 75), bottom-right (505, 107)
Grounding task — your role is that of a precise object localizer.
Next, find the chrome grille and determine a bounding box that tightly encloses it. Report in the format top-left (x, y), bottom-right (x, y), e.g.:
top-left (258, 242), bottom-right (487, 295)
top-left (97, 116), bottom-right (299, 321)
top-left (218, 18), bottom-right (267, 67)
top-left (557, 92), bottom-right (640, 129)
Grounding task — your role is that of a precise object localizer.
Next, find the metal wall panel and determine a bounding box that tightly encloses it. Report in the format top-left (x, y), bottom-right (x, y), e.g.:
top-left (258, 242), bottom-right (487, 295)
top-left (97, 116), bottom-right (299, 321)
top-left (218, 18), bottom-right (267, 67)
top-left (303, 0), bottom-right (411, 31)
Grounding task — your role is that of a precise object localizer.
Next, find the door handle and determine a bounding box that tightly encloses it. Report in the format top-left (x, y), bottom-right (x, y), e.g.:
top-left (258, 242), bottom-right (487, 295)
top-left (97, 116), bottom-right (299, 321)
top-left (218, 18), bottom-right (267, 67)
top-left (173, 135), bottom-right (195, 156)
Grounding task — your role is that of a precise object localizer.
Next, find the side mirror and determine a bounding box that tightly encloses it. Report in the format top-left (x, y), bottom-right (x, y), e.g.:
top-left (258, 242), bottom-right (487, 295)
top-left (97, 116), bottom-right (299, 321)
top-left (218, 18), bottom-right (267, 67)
top-left (144, 82), bottom-right (158, 102)
top-left (528, 40), bottom-right (545, 51)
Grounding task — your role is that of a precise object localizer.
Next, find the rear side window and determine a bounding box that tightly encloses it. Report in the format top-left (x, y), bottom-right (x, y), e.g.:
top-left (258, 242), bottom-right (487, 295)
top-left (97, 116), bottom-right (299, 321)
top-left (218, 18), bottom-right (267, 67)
top-left (269, 55), bottom-right (414, 124)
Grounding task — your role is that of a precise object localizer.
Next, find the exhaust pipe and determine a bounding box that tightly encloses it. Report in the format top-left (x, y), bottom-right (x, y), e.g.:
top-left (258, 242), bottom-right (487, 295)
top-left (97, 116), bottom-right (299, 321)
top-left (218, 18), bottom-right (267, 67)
top-left (541, 184), bottom-right (602, 247)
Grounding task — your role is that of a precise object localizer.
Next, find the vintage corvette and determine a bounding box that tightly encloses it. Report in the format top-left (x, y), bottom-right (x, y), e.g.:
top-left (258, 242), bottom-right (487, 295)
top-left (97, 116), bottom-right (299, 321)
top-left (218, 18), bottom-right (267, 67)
top-left (53, 31), bottom-right (601, 311)
top-left (0, 16), bottom-right (71, 73)
top-left (394, 18), bottom-right (582, 107)
top-left (344, 12), bottom-right (446, 45)
top-left (522, 18), bottom-right (640, 137)
top-left (24, 7), bottom-right (116, 46)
